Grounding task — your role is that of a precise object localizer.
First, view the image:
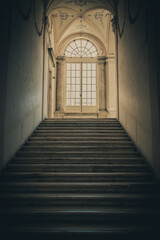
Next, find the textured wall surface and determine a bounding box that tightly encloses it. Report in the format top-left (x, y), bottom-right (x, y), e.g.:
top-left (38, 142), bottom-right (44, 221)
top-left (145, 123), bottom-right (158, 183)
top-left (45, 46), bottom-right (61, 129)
top-left (0, 1), bottom-right (44, 170)
top-left (118, 0), bottom-right (160, 178)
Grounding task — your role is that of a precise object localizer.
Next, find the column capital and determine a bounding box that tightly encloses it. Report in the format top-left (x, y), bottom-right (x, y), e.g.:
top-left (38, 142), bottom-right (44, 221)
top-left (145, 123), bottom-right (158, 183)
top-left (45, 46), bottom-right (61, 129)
top-left (97, 56), bottom-right (107, 64)
top-left (56, 56), bottom-right (65, 64)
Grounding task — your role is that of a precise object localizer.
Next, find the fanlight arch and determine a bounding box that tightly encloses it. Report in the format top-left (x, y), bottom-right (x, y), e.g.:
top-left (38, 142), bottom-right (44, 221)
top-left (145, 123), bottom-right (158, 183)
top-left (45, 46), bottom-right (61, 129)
top-left (64, 39), bottom-right (98, 58)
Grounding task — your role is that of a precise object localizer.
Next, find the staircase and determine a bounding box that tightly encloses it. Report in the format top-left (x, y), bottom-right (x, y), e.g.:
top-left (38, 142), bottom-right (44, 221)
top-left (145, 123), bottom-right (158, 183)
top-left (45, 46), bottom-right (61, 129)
top-left (0, 118), bottom-right (160, 239)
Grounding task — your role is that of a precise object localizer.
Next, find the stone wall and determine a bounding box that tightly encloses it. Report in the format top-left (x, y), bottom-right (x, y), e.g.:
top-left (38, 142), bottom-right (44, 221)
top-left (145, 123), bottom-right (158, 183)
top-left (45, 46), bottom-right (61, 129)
top-left (0, 1), bottom-right (45, 170)
top-left (118, 0), bottom-right (160, 178)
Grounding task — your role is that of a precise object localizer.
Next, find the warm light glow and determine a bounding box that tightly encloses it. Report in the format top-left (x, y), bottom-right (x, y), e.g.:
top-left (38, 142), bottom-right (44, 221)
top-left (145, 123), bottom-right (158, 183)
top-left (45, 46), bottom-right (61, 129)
top-left (65, 39), bottom-right (98, 58)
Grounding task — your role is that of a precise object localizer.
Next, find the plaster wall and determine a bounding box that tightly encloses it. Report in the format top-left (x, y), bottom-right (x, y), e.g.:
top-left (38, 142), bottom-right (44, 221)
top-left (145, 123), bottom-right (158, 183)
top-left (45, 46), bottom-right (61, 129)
top-left (0, 2), bottom-right (44, 170)
top-left (118, 0), bottom-right (160, 178)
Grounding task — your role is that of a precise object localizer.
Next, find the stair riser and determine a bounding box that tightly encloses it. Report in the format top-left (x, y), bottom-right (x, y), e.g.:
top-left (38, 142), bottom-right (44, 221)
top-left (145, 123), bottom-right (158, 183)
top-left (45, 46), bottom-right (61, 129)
top-left (40, 122), bottom-right (120, 125)
top-left (30, 137), bottom-right (130, 141)
top-left (34, 129), bottom-right (127, 136)
top-left (1, 175), bottom-right (153, 182)
top-left (0, 231), bottom-right (158, 240)
top-left (0, 185), bottom-right (155, 194)
top-left (0, 213), bottom-right (158, 227)
top-left (6, 166), bottom-right (149, 173)
top-left (0, 198), bottom-right (156, 208)
top-left (25, 142), bottom-right (133, 147)
top-left (37, 127), bottom-right (123, 131)
top-left (32, 134), bottom-right (129, 137)
top-left (17, 153), bottom-right (141, 158)
top-left (12, 159), bottom-right (145, 164)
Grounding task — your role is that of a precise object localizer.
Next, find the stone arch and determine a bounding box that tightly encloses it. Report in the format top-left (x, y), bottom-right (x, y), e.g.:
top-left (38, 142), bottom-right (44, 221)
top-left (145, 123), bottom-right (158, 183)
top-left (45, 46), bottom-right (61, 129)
top-left (56, 33), bottom-right (107, 57)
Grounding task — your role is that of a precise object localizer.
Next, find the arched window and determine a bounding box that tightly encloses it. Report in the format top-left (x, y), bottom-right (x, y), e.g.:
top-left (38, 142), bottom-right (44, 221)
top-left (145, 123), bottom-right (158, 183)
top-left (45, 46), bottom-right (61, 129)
top-left (65, 39), bottom-right (98, 58)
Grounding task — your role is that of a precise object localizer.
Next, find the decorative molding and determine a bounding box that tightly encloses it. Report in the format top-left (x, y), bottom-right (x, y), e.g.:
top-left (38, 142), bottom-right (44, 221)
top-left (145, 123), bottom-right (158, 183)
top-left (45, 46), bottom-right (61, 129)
top-left (57, 33), bottom-right (106, 56)
top-left (65, 0), bottom-right (96, 7)
top-left (56, 56), bottom-right (66, 63)
top-left (97, 56), bottom-right (107, 64)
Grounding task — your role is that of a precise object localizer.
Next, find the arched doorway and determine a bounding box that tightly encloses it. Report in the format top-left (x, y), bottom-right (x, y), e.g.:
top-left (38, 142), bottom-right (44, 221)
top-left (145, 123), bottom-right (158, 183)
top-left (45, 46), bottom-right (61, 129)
top-left (46, 5), bottom-right (117, 118)
top-left (65, 39), bottom-right (98, 113)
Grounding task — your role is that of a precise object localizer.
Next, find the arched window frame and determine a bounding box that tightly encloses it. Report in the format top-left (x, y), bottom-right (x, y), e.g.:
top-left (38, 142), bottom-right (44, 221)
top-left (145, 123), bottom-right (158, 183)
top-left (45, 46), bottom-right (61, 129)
top-left (64, 39), bottom-right (98, 58)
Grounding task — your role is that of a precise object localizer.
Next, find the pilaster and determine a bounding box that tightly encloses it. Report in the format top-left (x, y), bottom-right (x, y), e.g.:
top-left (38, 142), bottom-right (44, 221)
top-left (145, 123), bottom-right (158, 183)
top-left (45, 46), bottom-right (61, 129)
top-left (55, 56), bottom-right (65, 117)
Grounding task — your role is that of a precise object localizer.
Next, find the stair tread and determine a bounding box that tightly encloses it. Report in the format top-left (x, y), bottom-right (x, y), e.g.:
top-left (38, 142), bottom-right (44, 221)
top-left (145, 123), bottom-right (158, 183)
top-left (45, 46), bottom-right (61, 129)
top-left (0, 206), bottom-right (158, 214)
top-left (1, 224), bottom-right (159, 232)
top-left (0, 193), bottom-right (156, 198)
top-left (2, 172), bottom-right (152, 176)
top-left (0, 118), bottom-right (159, 237)
top-left (8, 163), bottom-right (146, 167)
top-left (0, 181), bottom-right (155, 186)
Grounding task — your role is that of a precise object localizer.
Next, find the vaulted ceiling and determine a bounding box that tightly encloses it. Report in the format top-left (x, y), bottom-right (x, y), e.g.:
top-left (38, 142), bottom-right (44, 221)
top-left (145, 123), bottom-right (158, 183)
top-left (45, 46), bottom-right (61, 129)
top-left (47, 0), bottom-right (115, 56)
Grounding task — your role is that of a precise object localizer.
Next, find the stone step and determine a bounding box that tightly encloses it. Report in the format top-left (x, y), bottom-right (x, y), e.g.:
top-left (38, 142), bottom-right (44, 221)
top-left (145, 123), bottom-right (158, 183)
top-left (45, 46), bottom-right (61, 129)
top-left (29, 136), bottom-right (131, 141)
top-left (25, 141), bottom-right (134, 147)
top-left (0, 193), bottom-right (158, 208)
top-left (40, 124), bottom-right (122, 128)
top-left (1, 224), bottom-right (159, 240)
top-left (35, 129), bottom-right (126, 133)
top-left (0, 182), bottom-right (156, 194)
top-left (17, 152), bottom-right (142, 158)
top-left (1, 172), bottom-right (154, 182)
top-left (44, 118), bottom-right (117, 122)
top-left (0, 207), bottom-right (159, 228)
top-left (12, 157), bottom-right (145, 164)
top-left (6, 163), bottom-right (149, 173)
top-left (37, 127), bottom-right (123, 131)
top-left (22, 145), bottom-right (137, 150)
top-left (32, 133), bottom-right (129, 137)
top-left (0, 118), bottom-right (159, 239)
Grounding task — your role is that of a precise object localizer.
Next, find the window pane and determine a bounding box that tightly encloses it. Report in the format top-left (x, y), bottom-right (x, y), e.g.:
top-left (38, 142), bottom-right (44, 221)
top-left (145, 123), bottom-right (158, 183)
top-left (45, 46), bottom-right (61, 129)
top-left (72, 64), bottom-right (76, 70)
top-left (66, 63), bottom-right (80, 107)
top-left (87, 99), bottom-right (92, 106)
top-left (87, 92), bottom-right (91, 98)
top-left (87, 85), bottom-right (91, 91)
top-left (71, 92), bottom-right (75, 98)
top-left (92, 78), bottom-right (96, 85)
top-left (83, 85), bottom-right (87, 91)
top-left (82, 63), bottom-right (97, 106)
top-left (92, 99), bottom-right (96, 106)
top-left (92, 71), bottom-right (96, 77)
top-left (67, 92), bottom-right (70, 98)
top-left (83, 92), bottom-right (87, 98)
top-left (71, 99), bottom-right (75, 106)
top-left (83, 71), bottom-right (87, 77)
top-left (92, 85), bottom-right (96, 91)
top-left (76, 64), bottom-right (80, 70)
top-left (67, 63), bottom-right (96, 107)
top-left (76, 85), bottom-right (80, 91)
top-left (83, 99), bottom-right (87, 106)
top-left (76, 71), bottom-right (80, 77)
top-left (87, 64), bottom-right (91, 70)
top-left (76, 92), bottom-right (80, 98)
top-left (72, 85), bottom-right (76, 91)
top-left (83, 78), bottom-right (86, 84)
top-left (65, 39), bottom-right (98, 58)
top-left (88, 71), bottom-right (91, 77)
top-left (92, 92), bottom-right (96, 99)
top-left (72, 78), bottom-right (76, 84)
top-left (76, 99), bottom-right (80, 106)
top-left (76, 78), bottom-right (80, 84)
